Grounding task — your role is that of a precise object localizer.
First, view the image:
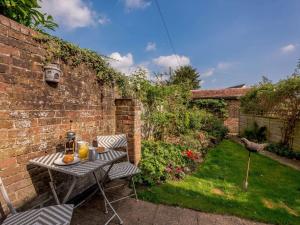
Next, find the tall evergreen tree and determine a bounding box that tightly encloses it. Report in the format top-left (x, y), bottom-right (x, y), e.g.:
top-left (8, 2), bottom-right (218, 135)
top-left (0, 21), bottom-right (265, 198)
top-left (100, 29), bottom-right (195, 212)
top-left (170, 65), bottom-right (201, 89)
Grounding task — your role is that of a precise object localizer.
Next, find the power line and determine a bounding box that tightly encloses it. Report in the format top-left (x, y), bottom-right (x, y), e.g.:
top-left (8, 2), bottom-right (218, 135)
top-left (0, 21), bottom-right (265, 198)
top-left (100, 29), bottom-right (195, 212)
top-left (154, 0), bottom-right (181, 67)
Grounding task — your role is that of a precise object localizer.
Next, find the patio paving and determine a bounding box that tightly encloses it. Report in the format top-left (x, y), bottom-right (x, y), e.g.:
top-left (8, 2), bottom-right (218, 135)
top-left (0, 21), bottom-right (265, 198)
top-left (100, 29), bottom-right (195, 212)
top-left (71, 194), bottom-right (270, 225)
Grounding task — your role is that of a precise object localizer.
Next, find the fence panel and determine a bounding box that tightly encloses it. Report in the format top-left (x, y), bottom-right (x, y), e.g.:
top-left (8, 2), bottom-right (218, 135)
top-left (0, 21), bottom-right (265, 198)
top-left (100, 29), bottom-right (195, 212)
top-left (239, 113), bottom-right (300, 152)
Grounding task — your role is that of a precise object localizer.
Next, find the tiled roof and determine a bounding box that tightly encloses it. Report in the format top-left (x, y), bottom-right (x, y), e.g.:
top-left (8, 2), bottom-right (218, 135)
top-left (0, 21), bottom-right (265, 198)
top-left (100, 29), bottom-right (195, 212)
top-left (191, 88), bottom-right (251, 99)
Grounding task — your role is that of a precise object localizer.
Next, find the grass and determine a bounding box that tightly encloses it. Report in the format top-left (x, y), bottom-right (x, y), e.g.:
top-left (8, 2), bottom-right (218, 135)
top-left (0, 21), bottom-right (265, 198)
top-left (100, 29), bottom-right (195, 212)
top-left (138, 140), bottom-right (300, 225)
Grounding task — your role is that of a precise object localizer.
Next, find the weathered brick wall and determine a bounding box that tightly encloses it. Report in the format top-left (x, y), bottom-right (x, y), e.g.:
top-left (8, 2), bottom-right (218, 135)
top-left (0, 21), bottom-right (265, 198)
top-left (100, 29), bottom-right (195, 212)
top-left (239, 113), bottom-right (300, 152)
top-left (224, 99), bottom-right (240, 134)
top-left (115, 99), bottom-right (141, 165)
top-left (0, 15), bottom-right (141, 213)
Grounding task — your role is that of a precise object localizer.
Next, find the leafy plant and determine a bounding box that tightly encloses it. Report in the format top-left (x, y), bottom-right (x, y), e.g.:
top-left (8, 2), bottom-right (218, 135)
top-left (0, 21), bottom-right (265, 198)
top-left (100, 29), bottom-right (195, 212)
top-left (137, 141), bottom-right (198, 185)
top-left (34, 34), bottom-right (128, 93)
top-left (0, 0), bottom-right (58, 31)
top-left (267, 143), bottom-right (300, 160)
top-left (190, 99), bottom-right (228, 118)
top-left (202, 117), bottom-right (229, 142)
top-left (241, 75), bottom-right (300, 148)
top-left (243, 122), bottom-right (267, 143)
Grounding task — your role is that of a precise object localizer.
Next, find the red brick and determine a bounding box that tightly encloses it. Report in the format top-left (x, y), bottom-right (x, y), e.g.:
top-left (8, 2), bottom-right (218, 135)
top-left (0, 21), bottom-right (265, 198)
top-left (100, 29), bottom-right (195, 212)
top-left (0, 165), bottom-right (23, 178)
top-left (0, 63), bottom-right (9, 73)
top-left (0, 120), bottom-right (13, 129)
top-left (0, 157), bottom-right (17, 169)
top-left (0, 54), bottom-right (11, 64)
top-left (0, 43), bottom-right (20, 56)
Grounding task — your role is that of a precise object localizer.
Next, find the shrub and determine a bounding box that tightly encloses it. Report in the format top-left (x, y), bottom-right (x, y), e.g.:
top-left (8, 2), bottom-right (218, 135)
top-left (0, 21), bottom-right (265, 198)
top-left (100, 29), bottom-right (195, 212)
top-left (190, 99), bottom-right (228, 118)
top-left (202, 117), bottom-right (229, 142)
top-left (243, 122), bottom-right (267, 143)
top-left (137, 141), bottom-right (199, 185)
top-left (241, 75), bottom-right (300, 148)
top-left (267, 143), bottom-right (300, 160)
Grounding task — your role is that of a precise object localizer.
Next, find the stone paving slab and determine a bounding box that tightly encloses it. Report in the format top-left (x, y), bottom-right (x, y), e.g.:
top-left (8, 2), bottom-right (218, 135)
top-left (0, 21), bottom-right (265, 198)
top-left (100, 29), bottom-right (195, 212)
top-left (71, 196), bottom-right (270, 225)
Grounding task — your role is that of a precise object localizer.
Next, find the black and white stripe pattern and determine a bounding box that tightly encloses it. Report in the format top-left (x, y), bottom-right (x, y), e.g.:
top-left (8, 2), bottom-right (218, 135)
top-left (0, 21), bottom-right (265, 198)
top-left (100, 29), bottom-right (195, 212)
top-left (97, 149), bottom-right (126, 161)
top-left (3, 204), bottom-right (73, 225)
top-left (29, 151), bottom-right (126, 177)
top-left (97, 134), bottom-right (127, 149)
top-left (102, 162), bottom-right (140, 180)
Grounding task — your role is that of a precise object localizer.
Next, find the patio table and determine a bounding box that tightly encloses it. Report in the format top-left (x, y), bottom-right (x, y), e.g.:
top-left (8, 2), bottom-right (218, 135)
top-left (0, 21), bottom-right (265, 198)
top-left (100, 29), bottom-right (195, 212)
top-left (29, 149), bottom-right (127, 225)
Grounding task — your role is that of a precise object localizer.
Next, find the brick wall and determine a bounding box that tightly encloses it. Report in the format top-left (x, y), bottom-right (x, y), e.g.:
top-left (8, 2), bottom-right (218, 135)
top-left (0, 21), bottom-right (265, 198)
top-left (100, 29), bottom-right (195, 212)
top-left (115, 99), bottom-right (141, 165)
top-left (224, 99), bottom-right (241, 134)
top-left (239, 113), bottom-right (300, 152)
top-left (0, 15), bottom-right (141, 213)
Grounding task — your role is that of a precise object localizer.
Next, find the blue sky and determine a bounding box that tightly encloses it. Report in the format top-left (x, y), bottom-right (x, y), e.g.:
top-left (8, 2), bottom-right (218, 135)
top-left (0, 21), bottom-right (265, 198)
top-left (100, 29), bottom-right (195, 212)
top-left (41, 0), bottom-right (300, 89)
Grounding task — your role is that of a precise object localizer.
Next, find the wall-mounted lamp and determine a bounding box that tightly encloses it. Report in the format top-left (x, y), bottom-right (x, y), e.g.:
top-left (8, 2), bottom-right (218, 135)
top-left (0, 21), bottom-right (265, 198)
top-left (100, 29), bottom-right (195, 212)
top-left (44, 64), bottom-right (61, 83)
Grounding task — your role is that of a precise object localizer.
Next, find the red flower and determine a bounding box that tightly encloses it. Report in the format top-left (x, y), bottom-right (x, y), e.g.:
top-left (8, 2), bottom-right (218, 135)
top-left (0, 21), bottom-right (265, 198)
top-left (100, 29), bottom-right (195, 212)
top-left (185, 150), bottom-right (194, 159)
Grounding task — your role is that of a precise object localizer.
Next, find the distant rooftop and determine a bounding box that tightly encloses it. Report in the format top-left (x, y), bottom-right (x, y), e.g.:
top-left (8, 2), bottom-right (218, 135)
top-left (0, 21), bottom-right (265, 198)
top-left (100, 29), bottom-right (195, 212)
top-left (191, 86), bottom-right (250, 100)
top-left (227, 84), bottom-right (247, 89)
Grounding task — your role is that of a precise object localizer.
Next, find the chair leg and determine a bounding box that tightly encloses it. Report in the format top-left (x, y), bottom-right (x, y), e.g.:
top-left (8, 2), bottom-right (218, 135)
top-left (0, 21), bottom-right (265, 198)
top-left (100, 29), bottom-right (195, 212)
top-left (104, 198), bottom-right (108, 214)
top-left (101, 183), bottom-right (108, 214)
top-left (131, 177), bottom-right (138, 201)
top-left (93, 172), bottom-right (123, 225)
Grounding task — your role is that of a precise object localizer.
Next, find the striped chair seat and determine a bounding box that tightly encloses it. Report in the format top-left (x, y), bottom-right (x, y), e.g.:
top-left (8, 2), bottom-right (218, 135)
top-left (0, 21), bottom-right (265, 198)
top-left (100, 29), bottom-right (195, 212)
top-left (3, 204), bottom-right (73, 225)
top-left (102, 162), bottom-right (140, 180)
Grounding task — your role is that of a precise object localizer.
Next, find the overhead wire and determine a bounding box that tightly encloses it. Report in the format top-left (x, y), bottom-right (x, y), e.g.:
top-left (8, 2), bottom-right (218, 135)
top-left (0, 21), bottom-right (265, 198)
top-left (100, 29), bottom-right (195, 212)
top-left (153, 0), bottom-right (181, 67)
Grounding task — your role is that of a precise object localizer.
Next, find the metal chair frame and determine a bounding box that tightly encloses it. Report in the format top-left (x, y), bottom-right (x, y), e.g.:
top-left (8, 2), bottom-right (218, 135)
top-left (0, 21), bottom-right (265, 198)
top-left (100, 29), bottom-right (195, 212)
top-left (0, 176), bottom-right (73, 225)
top-left (96, 134), bottom-right (139, 213)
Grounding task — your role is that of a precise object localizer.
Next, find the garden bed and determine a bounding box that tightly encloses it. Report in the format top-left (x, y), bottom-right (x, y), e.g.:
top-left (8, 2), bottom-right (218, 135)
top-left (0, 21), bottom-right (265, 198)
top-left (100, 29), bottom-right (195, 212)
top-left (138, 140), bottom-right (300, 225)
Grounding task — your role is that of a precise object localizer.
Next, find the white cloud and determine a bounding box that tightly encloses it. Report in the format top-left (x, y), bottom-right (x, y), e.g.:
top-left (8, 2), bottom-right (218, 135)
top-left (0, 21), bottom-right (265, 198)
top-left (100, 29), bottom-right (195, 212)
top-left (281, 44), bottom-right (296, 53)
top-left (98, 15), bottom-right (111, 25)
top-left (109, 52), bottom-right (135, 75)
top-left (153, 54), bottom-right (190, 69)
top-left (145, 42), bottom-right (156, 51)
top-left (202, 68), bottom-right (215, 77)
top-left (123, 0), bottom-right (151, 10)
top-left (201, 61), bottom-right (235, 78)
top-left (217, 62), bottom-right (233, 70)
top-left (108, 52), bottom-right (150, 77)
top-left (40, 0), bottom-right (95, 29)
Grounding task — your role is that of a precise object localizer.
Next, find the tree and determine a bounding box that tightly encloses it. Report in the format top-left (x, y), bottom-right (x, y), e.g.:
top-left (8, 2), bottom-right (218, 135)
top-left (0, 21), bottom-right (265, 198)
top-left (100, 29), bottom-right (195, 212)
top-left (0, 0), bottom-right (57, 31)
top-left (169, 65), bottom-right (201, 89)
top-left (241, 75), bottom-right (300, 148)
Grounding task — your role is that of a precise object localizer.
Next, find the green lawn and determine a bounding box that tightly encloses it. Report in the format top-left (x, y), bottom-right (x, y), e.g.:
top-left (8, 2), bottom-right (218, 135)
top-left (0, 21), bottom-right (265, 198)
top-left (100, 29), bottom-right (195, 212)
top-left (138, 140), bottom-right (300, 225)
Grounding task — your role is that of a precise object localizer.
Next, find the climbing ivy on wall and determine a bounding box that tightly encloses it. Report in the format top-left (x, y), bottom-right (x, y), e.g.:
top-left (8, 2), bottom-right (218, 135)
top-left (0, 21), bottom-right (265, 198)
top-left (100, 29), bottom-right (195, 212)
top-left (34, 34), bottom-right (129, 95)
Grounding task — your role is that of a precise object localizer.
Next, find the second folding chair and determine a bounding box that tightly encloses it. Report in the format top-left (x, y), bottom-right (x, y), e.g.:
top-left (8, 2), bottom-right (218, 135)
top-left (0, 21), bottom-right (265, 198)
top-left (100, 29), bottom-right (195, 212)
top-left (96, 134), bottom-right (140, 212)
top-left (0, 177), bottom-right (73, 225)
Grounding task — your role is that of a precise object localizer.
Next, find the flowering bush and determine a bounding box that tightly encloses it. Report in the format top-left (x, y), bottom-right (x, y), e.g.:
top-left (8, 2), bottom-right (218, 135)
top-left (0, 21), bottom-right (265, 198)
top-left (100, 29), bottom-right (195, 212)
top-left (137, 141), bottom-right (201, 185)
top-left (183, 149), bottom-right (199, 161)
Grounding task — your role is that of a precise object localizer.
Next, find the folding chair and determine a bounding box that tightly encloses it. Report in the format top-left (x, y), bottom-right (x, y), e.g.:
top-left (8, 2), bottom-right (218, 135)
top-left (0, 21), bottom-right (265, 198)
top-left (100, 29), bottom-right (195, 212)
top-left (0, 177), bottom-right (73, 225)
top-left (96, 134), bottom-right (140, 212)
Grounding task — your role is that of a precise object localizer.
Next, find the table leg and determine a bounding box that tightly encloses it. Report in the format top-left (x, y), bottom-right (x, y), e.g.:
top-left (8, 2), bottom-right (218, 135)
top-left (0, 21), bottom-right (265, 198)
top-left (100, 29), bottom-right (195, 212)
top-left (93, 171), bottom-right (123, 225)
top-left (48, 169), bottom-right (60, 205)
top-left (63, 176), bottom-right (77, 204)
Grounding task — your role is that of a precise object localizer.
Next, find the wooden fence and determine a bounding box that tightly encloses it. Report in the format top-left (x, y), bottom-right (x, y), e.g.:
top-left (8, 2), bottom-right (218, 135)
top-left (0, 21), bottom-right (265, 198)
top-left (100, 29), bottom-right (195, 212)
top-left (239, 113), bottom-right (300, 152)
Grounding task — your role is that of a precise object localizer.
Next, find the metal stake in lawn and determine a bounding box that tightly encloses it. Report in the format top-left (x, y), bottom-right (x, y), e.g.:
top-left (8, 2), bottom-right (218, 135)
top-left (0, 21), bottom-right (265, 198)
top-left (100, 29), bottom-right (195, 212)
top-left (241, 138), bottom-right (268, 191)
top-left (244, 151), bottom-right (251, 190)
